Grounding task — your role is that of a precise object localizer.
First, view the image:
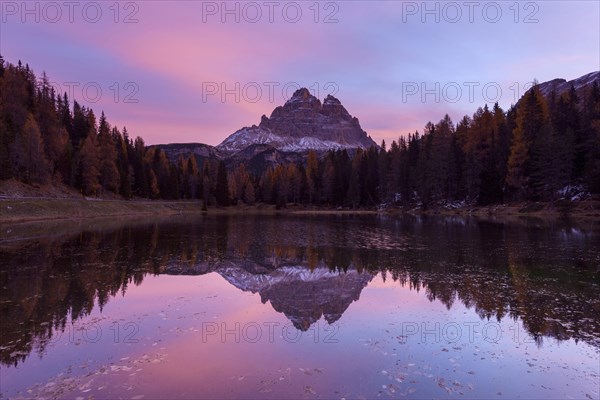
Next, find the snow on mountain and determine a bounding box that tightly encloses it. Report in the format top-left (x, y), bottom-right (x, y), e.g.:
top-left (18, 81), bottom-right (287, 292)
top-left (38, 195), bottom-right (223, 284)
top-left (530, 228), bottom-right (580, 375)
top-left (217, 265), bottom-right (375, 330)
top-left (160, 257), bottom-right (375, 330)
top-left (536, 71), bottom-right (599, 98)
top-left (217, 88), bottom-right (378, 156)
top-left (217, 265), bottom-right (350, 292)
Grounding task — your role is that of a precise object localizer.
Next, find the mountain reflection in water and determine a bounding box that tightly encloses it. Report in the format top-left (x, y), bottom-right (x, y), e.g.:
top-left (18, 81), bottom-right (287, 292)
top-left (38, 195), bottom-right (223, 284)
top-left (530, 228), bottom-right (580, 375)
top-left (1, 214), bottom-right (599, 367)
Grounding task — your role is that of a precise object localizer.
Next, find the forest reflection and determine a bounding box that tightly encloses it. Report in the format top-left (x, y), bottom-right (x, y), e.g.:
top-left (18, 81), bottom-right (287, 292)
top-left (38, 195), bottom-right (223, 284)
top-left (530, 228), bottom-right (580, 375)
top-left (1, 214), bottom-right (598, 367)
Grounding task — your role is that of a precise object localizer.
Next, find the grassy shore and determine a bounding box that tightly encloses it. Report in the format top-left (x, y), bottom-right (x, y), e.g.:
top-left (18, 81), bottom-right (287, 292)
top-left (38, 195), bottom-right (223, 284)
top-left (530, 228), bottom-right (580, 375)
top-left (2, 197), bottom-right (600, 224)
top-left (0, 198), bottom-right (197, 223)
top-left (405, 199), bottom-right (600, 221)
top-left (0, 198), bottom-right (296, 223)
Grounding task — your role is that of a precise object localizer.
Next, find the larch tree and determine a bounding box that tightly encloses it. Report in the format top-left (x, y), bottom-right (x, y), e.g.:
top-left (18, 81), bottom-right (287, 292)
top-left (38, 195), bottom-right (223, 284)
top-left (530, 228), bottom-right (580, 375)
top-left (506, 83), bottom-right (548, 198)
top-left (10, 113), bottom-right (50, 184)
top-left (305, 150), bottom-right (320, 204)
top-left (97, 112), bottom-right (120, 193)
top-left (215, 160), bottom-right (230, 206)
top-left (78, 133), bottom-right (101, 195)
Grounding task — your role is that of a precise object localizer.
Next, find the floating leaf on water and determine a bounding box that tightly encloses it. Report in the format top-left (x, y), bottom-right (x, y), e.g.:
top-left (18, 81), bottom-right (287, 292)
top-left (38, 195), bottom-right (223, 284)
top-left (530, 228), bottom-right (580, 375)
top-left (304, 386), bottom-right (316, 395)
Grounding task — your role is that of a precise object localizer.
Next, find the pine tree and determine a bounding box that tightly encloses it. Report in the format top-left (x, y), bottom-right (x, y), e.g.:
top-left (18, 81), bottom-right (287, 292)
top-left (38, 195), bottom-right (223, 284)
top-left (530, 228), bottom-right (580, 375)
top-left (78, 133), bottom-right (101, 195)
top-left (305, 150), bottom-right (319, 204)
top-left (582, 81), bottom-right (600, 193)
top-left (148, 169), bottom-right (159, 199)
top-left (378, 140), bottom-right (390, 201)
top-left (10, 113), bottom-right (50, 183)
top-left (215, 161), bottom-right (230, 206)
top-left (0, 58), bottom-right (10, 179)
top-left (186, 156), bottom-right (200, 199)
top-left (243, 181), bottom-right (255, 205)
top-left (116, 127), bottom-right (132, 199)
top-left (259, 167), bottom-right (274, 204)
top-left (97, 112), bottom-right (120, 193)
top-left (346, 151), bottom-right (363, 207)
top-left (288, 163), bottom-right (303, 204)
top-left (505, 129), bottom-right (529, 197)
top-left (150, 148), bottom-right (170, 198)
top-left (71, 101), bottom-right (91, 148)
top-left (506, 83), bottom-right (548, 199)
top-left (273, 164), bottom-right (290, 207)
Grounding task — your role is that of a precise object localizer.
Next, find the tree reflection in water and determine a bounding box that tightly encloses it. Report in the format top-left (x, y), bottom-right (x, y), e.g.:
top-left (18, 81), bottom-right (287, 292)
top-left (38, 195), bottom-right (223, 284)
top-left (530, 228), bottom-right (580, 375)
top-left (1, 214), bottom-right (598, 366)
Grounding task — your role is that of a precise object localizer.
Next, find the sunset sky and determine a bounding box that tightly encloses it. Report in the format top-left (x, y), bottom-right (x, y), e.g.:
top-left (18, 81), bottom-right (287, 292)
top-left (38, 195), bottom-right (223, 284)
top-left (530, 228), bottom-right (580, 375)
top-left (3, 1), bottom-right (599, 145)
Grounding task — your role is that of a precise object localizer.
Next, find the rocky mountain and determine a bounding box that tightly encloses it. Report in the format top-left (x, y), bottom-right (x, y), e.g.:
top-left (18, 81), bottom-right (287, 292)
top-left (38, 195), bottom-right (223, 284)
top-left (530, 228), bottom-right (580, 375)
top-left (151, 88), bottom-right (377, 168)
top-left (152, 72), bottom-right (599, 168)
top-left (535, 71), bottom-right (599, 99)
top-left (216, 88), bottom-right (378, 156)
top-left (160, 258), bottom-right (374, 331)
top-left (148, 142), bottom-right (221, 164)
top-left (219, 265), bottom-right (374, 331)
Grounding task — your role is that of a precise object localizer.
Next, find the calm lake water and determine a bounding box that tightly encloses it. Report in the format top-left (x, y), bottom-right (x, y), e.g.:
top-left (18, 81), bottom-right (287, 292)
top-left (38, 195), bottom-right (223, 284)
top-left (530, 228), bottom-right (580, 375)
top-left (1, 215), bottom-right (599, 399)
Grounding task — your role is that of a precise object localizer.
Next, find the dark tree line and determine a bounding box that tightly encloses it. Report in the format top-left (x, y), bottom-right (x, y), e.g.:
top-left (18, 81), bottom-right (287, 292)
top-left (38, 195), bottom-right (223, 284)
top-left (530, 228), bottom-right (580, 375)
top-left (252, 81), bottom-right (600, 208)
top-left (0, 56), bottom-right (233, 205)
top-left (1, 55), bottom-right (599, 207)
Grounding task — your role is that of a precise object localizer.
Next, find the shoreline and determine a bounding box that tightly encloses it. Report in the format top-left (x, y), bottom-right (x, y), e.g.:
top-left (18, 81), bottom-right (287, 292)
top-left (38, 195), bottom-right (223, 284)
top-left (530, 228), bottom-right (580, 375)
top-left (1, 197), bottom-right (599, 224)
top-left (408, 200), bottom-right (600, 221)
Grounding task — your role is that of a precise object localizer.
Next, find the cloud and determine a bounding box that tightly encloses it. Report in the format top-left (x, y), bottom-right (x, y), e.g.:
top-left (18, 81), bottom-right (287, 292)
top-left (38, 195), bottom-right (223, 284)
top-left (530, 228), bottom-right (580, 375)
top-left (3, 1), bottom-right (598, 145)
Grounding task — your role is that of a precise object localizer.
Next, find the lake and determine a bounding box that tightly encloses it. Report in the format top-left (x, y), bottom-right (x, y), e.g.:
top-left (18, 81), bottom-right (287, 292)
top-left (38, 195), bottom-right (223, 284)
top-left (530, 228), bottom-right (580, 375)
top-left (1, 214), bottom-right (599, 399)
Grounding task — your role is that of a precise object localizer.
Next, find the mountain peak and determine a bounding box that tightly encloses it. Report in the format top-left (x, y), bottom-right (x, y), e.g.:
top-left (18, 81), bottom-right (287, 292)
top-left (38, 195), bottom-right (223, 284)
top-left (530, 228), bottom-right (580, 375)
top-left (324, 94), bottom-right (341, 105)
top-left (289, 87), bottom-right (313, 100)
top-left (281, 87), bottom-right (322, 111)
top-left (217, 89), bottom-right (377, 156)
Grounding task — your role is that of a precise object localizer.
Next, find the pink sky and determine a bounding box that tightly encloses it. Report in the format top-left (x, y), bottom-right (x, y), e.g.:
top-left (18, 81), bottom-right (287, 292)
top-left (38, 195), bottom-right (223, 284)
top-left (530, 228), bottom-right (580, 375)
top-left (2, 1), bottom-right (599, 145)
